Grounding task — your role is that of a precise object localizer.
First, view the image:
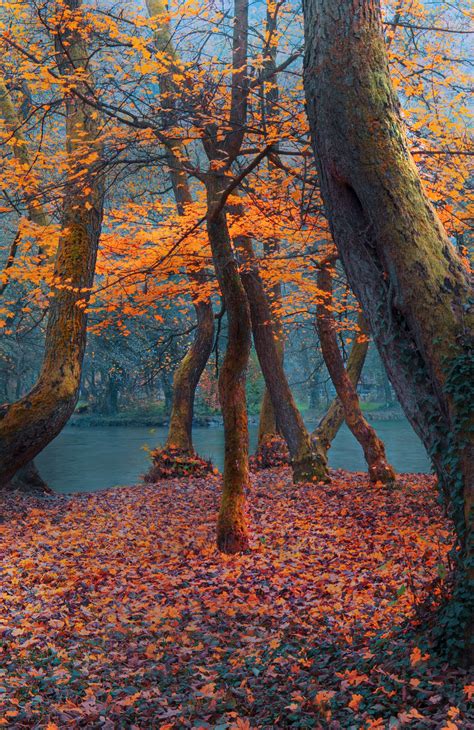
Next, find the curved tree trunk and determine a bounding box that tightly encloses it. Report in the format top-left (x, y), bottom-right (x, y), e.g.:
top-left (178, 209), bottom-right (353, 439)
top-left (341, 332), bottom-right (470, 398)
top-left (146, 0), bottom-right (214, 455)
top-left (207, 180), bottom-right (251, 554)
top-left (0, 0), bottom-right (104, 487)
top-left (0, 75), bottom-right (52, 489)
top-left (316, 267), bottom-right (395, 483)
top-left (166, 299), bottom-right (215, 450)
top-left (312, 310), bottom-right (369, 457)
top-left (235, 229), bottom-right (329, 481)
top-left (303, 0), bottom-right (473, 663)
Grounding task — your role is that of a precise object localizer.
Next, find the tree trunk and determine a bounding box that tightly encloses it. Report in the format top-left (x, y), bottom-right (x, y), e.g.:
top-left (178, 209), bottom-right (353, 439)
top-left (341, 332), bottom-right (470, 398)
top-left (313, 311), bottom-right (369, 458)
top-left (303, 0), bottom-right (473, 663)
top-left (207, 179), bottom-right (251, 554)
top-left (146, 0), bottom-right (215, 455)
top-left (235, 229), bottom-right (329, 481)
top-left (0, 0), bottom-right (104, 487)
top-left (256, 3), bottom-right (285, 453)
top-left (5, 461), bottom-right (52, 494)
top-left (256, 243), bottom-right (283, 451)
top-left (316, 267), bottom-right (395, 483)
top-left (165, 300), bottom-right (215, 450)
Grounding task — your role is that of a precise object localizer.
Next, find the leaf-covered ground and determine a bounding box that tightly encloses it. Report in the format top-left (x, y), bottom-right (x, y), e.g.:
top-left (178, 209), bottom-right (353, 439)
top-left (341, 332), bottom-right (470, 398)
top-left (1, 469), bottom-right (473, 728)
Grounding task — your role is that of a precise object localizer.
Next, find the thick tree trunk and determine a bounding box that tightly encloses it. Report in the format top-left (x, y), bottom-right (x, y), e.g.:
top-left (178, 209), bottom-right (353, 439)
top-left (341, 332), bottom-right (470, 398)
top-left (0, 0), bottom-right (104, 486)
top-left (207, 179), bottom-right (251, 553)
top-left (316, 267), bottom-right (395, 483)
top-left (303, 0), bottom-right (473, 663)
top-left (235, 229), bottom-right (329, 481)
top-left (313, 311), bottom-right (369, 457)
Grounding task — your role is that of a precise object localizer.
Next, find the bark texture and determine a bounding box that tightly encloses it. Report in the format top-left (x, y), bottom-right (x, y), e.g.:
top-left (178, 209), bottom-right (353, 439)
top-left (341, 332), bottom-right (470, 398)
top-left (207, 181), bottom-right (251, 554)
top-left (313, 311), bottom-right (369, 457)
top-left (202, 0), bottom-right (252, 553)
top-left (235, 229), bottom-right (328, 482)
top-left (303, 0), bottom-right (473, 663)
top-left (0, 0), bottom-right (104, 486)
top-left (316, 268), bottom-right (395, 483)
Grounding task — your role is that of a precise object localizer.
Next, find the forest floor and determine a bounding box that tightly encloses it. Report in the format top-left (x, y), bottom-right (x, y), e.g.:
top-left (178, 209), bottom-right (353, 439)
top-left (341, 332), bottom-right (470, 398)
top-left (1, 469), bottom-right (473, 729)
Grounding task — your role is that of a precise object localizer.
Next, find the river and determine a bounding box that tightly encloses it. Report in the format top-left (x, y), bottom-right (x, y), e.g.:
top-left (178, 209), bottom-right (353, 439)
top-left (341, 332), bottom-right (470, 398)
top-left (36, 418), bottom-right (431, 493)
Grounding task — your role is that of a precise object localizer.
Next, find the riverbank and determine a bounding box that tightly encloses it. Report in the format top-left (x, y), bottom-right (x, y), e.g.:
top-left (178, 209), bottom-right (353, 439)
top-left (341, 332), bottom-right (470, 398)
top-left (68, 405), bottom-right (404, 428)
top-left (1, 469), bottom-right (471, 727)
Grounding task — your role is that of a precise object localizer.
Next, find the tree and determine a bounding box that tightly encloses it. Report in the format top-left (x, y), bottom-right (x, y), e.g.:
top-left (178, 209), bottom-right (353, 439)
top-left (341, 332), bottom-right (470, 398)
top-left (312, 313), bottom-right (369, 460)
top-left (145, 0), bottom-right (215, 458)
top-left (316, 263), bottom-right (395, 484)
top-left (0, 0), bottom-right (104, 487)
top-left (303, 0), bottom-right (473, 663)
top-left (235, 224), bottom-right (329, 481)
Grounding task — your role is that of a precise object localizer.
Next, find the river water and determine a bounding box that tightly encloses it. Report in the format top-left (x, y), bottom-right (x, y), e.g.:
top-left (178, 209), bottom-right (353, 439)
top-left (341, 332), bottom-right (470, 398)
top-left (36, 418), bottom-right (431, 493)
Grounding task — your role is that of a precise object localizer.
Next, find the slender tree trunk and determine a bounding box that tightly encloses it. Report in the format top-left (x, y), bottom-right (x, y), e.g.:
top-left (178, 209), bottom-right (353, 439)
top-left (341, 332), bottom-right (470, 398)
top-left (0, 76), bottom-right (49, 232)
top-left (235, 229), bottom-right (329, 481)
top-left (146, 0), bottom-right (214, 455)
top-left (0, 0), bottom-right (104, 487)
top-left (207, 179), bottom-right (251, 553)
top-left (165, 300), bottom-right (215, 450)
top-left (316, 267), bottom-right (395, 483)
top-left (256, 248), bottom-right (284, 451)
top-left (256, 2), bottom-right (285, 452)
top-left (313, 311), bottom-right (369, 457)
top-left (303, 0), bottom-right (473, 663)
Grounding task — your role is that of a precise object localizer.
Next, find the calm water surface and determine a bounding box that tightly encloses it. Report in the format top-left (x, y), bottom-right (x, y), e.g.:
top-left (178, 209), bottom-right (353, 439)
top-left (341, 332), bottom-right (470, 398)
top-left (36, 418), bottom-right (431, 493)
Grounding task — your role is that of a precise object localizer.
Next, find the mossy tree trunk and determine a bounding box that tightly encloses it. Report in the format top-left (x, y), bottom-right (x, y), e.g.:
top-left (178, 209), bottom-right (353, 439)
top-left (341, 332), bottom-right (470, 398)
top-left (303, 0), bottom-right (473, 663)
top-left (316, 266), bottom-right (395, 483)
top-left (207, 180), bottom-right (251, 553)
top-left (313, 311), bottom-right (369, 458)
top-left (201, 0), bottom-right (253, 553)
top-left (235, 229), bottom-right (329, 482)
top-left (0, 0), bottom-right (104, 487)
top-left (146, 0), bottom-right (214, 455)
